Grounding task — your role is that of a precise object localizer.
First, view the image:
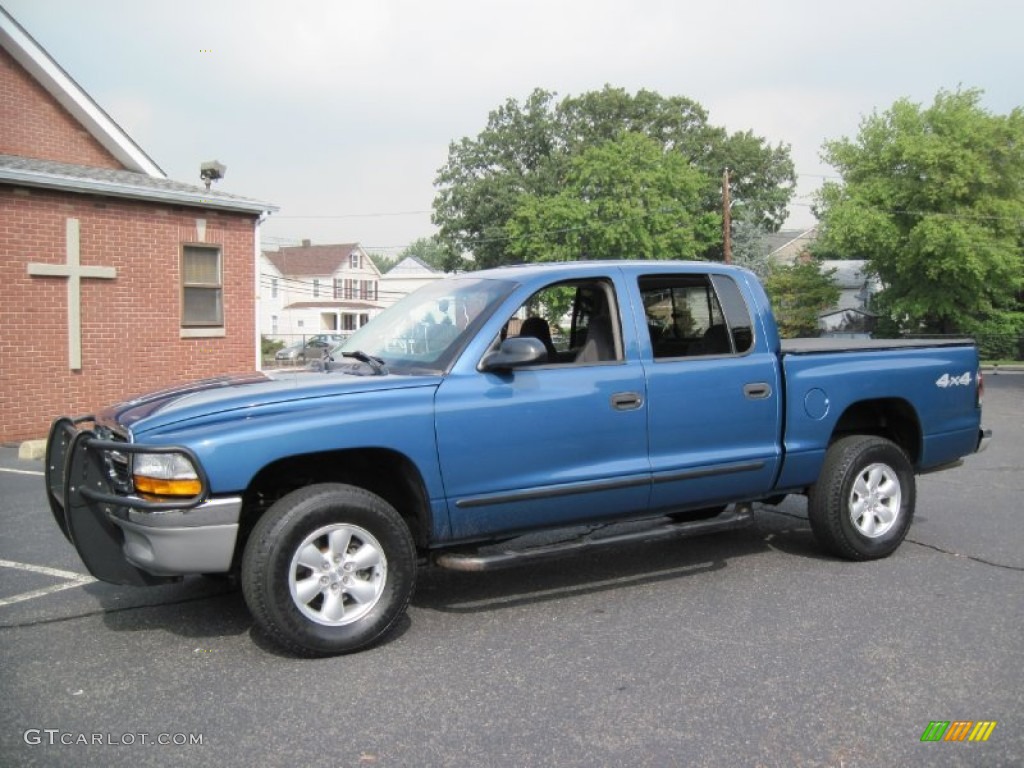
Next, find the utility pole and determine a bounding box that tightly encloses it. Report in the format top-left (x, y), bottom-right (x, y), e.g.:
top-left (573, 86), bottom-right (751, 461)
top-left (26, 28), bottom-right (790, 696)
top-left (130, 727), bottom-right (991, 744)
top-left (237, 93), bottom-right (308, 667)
top-left (722, 167), bottom-right (732, 264)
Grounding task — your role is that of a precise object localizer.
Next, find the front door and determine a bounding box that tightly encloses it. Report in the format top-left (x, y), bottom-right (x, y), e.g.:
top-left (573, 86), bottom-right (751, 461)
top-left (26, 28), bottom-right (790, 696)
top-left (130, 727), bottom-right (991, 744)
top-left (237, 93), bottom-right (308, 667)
top-left (434, 276), bottom-right (650, 541)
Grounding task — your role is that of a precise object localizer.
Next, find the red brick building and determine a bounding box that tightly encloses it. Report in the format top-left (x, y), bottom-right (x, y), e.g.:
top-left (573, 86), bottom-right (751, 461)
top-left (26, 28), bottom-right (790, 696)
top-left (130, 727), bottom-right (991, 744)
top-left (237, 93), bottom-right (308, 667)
top-left (0, 8), bottom-right (275, 442)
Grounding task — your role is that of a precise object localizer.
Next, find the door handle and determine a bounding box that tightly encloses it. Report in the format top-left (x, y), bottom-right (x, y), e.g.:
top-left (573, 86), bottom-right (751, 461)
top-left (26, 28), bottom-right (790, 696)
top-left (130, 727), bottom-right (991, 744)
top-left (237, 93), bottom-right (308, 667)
top-left (743, 382), bottom-right (772, 400)
top-left (611, 392), bottom-right (644, 411)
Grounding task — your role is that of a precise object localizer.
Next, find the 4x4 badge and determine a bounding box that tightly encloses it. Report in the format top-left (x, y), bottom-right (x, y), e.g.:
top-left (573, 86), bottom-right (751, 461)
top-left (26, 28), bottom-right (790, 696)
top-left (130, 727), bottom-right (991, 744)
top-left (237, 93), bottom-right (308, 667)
top-left (936, 372), bottom-right (972, 388)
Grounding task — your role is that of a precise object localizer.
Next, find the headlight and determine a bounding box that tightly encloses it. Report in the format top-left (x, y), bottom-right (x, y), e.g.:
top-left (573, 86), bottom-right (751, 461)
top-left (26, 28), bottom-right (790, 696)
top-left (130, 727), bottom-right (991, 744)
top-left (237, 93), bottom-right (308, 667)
top-left (132, 452), bottom-right (202, 498)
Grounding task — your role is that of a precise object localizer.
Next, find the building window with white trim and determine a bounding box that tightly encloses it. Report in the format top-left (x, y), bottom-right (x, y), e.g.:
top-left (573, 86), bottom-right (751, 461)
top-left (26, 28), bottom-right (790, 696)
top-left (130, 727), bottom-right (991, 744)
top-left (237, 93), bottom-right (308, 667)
top-left (181, 245), bottom-right (223, 327)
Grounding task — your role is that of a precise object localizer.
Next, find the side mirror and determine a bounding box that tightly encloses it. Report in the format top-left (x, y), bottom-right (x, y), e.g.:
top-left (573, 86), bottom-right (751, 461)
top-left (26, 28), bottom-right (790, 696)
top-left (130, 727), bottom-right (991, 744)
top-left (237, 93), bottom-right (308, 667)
top-left (480, 337), bottom-right (547, 372)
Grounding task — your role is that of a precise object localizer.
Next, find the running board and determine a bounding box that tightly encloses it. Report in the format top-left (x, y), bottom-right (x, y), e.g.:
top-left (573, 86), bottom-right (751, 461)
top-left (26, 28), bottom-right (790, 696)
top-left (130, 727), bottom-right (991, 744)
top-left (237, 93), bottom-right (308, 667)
top-left (434, 504), bottom-right (754, 572)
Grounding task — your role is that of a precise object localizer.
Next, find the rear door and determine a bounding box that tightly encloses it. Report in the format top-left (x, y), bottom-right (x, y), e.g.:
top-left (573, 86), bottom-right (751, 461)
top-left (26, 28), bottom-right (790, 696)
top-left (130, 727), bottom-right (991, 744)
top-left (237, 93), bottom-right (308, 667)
top-left (434, 274), bottom-right (651, 540)
top-left (636, 270), bottom-right (782, 511)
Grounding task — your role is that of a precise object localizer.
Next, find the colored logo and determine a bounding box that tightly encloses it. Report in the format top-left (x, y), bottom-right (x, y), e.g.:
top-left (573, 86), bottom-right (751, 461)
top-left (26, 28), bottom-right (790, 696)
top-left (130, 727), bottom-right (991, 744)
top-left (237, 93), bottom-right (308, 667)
top-left (920, 721), bottom-right (997, 742)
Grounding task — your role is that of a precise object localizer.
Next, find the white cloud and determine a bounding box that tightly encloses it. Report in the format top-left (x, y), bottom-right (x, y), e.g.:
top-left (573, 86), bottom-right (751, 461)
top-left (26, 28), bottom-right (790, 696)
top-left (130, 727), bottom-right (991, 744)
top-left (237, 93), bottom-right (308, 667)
top-left (6, 0), bottom-right (1023, 248)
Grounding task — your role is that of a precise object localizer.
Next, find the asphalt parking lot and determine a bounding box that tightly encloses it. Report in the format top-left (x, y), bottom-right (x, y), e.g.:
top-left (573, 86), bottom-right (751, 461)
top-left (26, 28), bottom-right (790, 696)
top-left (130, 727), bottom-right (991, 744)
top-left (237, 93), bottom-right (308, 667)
top-left (0, 375), bottom-right (1021, 768)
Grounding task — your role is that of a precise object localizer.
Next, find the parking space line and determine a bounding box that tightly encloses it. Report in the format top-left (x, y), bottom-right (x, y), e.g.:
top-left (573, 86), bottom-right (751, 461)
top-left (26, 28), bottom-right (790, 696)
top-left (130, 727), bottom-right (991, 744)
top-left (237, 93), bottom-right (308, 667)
top-left (0, 467), bottom-right (45, 477)
top-left (0, 580), bottom-right (96, 607)
top-left (0, 559), bottom-right (96, 607)
top-left (0, 558), bottom-right (92, 581)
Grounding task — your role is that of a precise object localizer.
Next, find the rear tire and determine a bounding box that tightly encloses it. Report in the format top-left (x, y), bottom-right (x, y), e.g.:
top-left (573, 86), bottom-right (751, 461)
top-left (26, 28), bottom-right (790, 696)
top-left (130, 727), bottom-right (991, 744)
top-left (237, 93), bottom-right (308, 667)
top-left (241, 483), bottom-right (416, 656)
top-left (808, 435), bottom-right (915, 561)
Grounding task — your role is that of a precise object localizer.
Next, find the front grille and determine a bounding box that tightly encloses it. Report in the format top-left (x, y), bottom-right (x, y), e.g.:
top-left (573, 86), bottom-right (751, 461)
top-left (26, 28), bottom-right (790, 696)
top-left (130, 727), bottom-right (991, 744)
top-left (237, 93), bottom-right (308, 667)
top-left (94, 424), bottom-right (133, 494)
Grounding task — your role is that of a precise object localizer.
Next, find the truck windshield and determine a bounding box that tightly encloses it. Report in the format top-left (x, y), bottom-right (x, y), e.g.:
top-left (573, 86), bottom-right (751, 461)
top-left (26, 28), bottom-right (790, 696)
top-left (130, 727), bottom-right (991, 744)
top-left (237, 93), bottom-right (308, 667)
top-left (339, 277), bottom-right (516, 374)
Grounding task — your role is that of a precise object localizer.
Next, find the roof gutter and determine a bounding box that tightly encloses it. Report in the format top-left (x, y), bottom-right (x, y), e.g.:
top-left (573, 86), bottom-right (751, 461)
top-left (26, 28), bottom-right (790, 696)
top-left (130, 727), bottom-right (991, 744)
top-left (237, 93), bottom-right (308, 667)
top-left (1, 165), bottom-right (277, 215)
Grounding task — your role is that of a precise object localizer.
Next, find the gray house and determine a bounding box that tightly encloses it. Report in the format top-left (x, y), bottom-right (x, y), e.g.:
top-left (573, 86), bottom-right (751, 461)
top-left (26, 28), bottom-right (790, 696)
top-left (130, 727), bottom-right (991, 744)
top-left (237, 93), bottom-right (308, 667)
top-left (817, 260), bottom-right (880, 336)
top-left (765, 227), bottom-right (880, 336)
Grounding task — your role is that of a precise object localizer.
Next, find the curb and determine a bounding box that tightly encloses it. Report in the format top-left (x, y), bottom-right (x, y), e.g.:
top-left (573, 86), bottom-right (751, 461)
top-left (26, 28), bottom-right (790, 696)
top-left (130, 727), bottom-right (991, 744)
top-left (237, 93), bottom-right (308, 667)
top-left (18, 439), bottom-right (46, 461)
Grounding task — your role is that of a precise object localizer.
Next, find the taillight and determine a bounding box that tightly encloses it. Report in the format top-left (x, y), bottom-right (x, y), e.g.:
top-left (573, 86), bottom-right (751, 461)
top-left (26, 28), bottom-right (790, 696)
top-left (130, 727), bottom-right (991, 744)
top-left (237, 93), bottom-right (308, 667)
top-left (977, 368), bottom-right (984, 407)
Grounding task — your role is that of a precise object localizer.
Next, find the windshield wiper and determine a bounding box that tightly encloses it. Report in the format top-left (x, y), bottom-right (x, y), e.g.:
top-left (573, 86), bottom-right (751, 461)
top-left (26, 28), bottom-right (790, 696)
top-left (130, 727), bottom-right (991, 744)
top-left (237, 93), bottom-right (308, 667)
top-left (342, 350), bottom-right (389, 376)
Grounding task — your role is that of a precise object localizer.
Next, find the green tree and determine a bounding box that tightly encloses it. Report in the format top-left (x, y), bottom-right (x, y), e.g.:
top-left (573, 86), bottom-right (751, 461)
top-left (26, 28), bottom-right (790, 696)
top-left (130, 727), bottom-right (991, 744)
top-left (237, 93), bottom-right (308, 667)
top-left (433, 89), bottom-right (562, 270)
top-left (368, 251), bottom-right (397, 273)
top-left (729, 220), bottom-right (773, 280)
top-left (504, 133), bottom-right (720, 262)
top-left (763, 260), bottom-right (839, 338)
top-left (815, 88), bottom-right (1024, 336)
top-left (434, 86), bottom-right (796, 268)
top-left (397, 236), bottom-right (462, 272)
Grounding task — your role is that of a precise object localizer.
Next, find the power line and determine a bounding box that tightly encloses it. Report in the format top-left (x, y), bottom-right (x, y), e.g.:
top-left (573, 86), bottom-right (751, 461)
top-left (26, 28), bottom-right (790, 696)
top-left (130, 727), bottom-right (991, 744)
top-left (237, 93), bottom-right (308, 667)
top-left (814, 201), bottom-right (1024, 225)
top-left (273, 210), bottom-right (432, 220)
top-left (260, 197), bottom-right (1021, 260)
top-left (258, 274), bottom-right (419, 301)
top-left (795, 172), bottom-right (843, 181)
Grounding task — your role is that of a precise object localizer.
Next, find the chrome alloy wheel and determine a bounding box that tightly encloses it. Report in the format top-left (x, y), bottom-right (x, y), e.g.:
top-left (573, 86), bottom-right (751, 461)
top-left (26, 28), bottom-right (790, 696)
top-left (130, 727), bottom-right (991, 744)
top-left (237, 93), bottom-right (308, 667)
top-left (288, 524), bottom-right (387, 626)
top-left (848, 463), bottom-right (902, 538)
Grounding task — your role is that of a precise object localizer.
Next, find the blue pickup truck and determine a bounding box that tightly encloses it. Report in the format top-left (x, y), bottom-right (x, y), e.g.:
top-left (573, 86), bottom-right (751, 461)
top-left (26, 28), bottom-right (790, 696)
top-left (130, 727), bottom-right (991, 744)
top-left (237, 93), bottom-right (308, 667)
top-left (45, 261), bottom-right (990, 655)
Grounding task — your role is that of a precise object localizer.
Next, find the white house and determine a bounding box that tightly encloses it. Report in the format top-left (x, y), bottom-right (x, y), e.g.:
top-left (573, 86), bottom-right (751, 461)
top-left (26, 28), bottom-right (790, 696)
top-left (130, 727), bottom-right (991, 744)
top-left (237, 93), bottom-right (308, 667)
top-left (379, 255), bottom-right (445, 306)
top-left (260, 241), bottom-right (382, 342)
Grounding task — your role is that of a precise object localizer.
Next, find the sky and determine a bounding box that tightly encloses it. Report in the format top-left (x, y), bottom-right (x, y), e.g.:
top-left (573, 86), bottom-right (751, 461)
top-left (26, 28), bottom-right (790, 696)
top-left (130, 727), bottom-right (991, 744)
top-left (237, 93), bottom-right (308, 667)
top-left (6, 0), bottom-right (1023, 257)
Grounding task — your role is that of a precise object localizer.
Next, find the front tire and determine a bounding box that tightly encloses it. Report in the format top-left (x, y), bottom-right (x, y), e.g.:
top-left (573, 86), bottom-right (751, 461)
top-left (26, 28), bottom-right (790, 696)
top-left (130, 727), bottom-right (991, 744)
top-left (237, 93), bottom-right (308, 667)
top-left (808, 435), bottom-right (915, 561)
top-left (241, 483), bottom-right (416, 656)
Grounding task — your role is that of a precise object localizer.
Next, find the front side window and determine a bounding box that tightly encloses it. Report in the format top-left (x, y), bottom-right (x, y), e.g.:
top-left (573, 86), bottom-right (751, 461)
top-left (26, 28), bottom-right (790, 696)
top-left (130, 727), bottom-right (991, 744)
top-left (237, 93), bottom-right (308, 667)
top-left (639, 273), bottom-right (753, 358)
top-left (340, 277), bottom-right (515, 373)
top-left (181, 245), bottom-right (222, 327)
top-left (490, 279), bottom-right (623, 365)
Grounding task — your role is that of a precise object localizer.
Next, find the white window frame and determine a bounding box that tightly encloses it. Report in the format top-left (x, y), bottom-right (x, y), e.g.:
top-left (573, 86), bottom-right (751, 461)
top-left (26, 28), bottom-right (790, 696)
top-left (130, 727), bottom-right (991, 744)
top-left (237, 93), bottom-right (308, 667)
top-left (181, 244), bottom-right (224, 333)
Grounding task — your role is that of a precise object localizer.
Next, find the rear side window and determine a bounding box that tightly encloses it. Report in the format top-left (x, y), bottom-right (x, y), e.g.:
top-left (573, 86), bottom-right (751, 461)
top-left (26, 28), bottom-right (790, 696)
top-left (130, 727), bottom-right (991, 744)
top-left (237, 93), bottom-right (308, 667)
top-left (639, 274), bottom-right (754, 358)
top-left (710, 274), bottom-right (754, 354)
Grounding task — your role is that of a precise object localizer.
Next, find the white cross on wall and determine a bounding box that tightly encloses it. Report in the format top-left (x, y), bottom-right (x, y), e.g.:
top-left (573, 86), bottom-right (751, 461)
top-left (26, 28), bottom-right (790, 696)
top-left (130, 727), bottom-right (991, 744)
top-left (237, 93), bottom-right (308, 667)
top-left (26, 218), bottom-right (117, 370)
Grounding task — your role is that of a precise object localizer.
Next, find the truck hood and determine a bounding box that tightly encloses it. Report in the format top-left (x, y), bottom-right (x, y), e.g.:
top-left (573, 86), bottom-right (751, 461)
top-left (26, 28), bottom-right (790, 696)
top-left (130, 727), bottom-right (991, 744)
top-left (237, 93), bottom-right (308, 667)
top-left (98, 370), bottom-right (441, 437)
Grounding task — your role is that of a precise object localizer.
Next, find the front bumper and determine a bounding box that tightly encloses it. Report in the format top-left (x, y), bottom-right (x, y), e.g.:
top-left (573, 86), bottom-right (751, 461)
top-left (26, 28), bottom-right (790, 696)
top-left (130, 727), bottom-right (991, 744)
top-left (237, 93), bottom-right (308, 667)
top-left (45, 416), bottom-right (241, 585)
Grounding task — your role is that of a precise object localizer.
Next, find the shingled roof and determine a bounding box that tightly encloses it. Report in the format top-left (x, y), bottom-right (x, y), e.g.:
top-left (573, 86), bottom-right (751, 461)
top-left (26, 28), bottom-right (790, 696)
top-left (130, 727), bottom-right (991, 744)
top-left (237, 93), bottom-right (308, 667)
top-left (385, 255), bottom-right (440, 276)
top-left (264, 243), bottom-right (364, 277)
top-left (0, 154), bottom-right (275, 214)
top-left (767, 226), bottom-right (818, 263)
top-left (1, 7), bottom-right (276, 215)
